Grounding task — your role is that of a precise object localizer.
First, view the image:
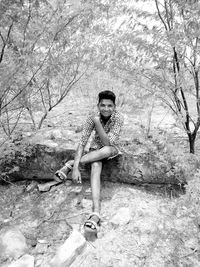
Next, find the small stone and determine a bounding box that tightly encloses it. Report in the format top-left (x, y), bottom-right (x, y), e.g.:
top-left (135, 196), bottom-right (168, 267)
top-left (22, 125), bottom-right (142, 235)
top-left (0, 227), bottom-right (28, 260)
top-left (26, 181), bottom-right (38, 193)
top-left (110, 207), bottom-right (132, 227)
top-left (35, 242), bottom-right (48, 254)
top-left (3, 219), bottom-right (11, 223)
top-left (50, 230), bottom-right (86, 267)
top-left (8, 254), bottom-right (34, 267)
top-left (26, 237), bottom-right (37, 248)
top-left (70, 185), bottom-right (83, 194)
top-left (38, 181), bottom-right (60, 192)
top-left (50, 129), bottom-right (63, 139)
top-left (39, 140), bottom-right (58, 148)
top-left (38, 239), bottom-right (48, 244)
top-left (75, 126), bottom-right (83, 133)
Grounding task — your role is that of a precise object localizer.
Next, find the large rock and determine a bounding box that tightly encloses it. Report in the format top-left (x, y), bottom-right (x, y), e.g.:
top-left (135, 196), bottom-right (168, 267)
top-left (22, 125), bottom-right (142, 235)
top-left (50, 230), bottom-right (86, 267)
top-left (0, 142), bottom-right (186, 185)
top-left (8, 254), bottom-right (34, 267)
top-left (0, 227), bottom-right (28, 260)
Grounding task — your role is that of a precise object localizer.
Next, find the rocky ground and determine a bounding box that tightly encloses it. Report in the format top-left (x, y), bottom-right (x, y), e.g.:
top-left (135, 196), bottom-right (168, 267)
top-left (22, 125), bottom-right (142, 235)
top-left (0, 179), bottom-right (199, 267)
top-left (0, 92), bottom-right (200, 266)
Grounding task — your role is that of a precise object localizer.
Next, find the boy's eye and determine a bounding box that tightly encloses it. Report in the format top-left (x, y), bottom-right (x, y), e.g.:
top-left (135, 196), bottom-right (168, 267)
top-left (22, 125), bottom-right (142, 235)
top-left (99, 103), bottom-right (114, 108)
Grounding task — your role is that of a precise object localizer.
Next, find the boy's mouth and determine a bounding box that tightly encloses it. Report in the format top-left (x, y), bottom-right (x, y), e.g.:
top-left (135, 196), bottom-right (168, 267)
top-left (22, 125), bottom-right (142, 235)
top-left (102, 111), bottom-right (111, 115)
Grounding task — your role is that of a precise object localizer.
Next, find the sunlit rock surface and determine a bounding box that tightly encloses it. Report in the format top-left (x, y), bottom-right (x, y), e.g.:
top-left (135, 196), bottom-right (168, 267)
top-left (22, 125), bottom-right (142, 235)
top-left (2, 143), bottom-right (186, 185)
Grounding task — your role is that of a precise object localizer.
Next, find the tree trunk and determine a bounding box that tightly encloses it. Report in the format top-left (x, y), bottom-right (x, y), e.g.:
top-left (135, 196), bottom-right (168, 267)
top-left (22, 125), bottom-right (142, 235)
top-left (38, 112), bottom-right (48, 129)
top-left (188, 133), bottom-right (196, 154)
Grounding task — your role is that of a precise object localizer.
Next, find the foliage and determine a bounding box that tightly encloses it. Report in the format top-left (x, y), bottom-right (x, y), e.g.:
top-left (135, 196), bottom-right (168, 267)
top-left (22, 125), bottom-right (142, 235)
top-left (139, 0), bottom-right (200, 154)
top-left (81, 0), bottom-right (200, 153)
top-left (0, 0), bottom-right (94, 135)
top-left (123, 125), bottom-right (199, 184)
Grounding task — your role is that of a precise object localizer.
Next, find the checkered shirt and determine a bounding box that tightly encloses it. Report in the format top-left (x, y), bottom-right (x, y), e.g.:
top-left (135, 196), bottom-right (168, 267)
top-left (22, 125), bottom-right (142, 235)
top-left (79, 110), bottom-right (124, 150)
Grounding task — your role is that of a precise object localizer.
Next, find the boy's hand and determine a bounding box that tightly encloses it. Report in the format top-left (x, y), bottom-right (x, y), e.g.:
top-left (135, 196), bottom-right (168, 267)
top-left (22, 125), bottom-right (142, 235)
top-left (72, 168), bottom-right (82, 184)
top-left (92, 115), bottom-right (101, 124)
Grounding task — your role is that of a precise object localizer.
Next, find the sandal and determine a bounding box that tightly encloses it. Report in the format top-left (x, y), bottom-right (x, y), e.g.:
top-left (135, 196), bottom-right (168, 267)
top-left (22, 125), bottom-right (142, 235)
top-left (84, 212), bottom-right (101, 234)
top-left (54, 162), bottom-right (72, 182)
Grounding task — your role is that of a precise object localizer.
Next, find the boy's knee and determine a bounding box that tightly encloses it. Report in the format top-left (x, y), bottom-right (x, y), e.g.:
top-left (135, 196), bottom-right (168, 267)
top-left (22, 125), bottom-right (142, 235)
top-left (91, 161), bottom-right (102, 169)
top-left (102, 146), bottom-right (117, 157)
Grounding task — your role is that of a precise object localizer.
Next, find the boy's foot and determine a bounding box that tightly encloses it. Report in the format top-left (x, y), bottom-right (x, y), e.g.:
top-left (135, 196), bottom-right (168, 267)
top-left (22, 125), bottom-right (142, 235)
top-left (83, 212), bottom-right (101, 241)
top-left (54, 162), bottom-right (72, 182)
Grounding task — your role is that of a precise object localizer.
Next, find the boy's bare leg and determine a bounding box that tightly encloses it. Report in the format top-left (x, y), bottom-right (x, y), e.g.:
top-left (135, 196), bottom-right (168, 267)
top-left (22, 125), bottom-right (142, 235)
top-left (54, 146), bottom-right (117, 182)
top-left (90, 161), bottom-right (102, 214)
top-left (80, 146), bottom-right (117, 164)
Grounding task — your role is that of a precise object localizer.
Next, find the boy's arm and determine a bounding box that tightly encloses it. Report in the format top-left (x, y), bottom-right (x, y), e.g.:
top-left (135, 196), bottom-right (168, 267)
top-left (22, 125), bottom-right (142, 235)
top-left (72, 115), bottom-right (94, 183)
top-left (71, 144), bottom-right (84, 183)
top-left (93, 116), bottom-right (110, 146)
top-left (93, 113), bottom-right (124, 146)
top-left (107, 114), bottom-right (124, 145)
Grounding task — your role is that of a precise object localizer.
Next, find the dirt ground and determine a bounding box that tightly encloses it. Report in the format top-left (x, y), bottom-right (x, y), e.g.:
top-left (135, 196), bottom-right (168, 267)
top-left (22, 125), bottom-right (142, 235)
top-left (0, 179), bottom-right (198, 267)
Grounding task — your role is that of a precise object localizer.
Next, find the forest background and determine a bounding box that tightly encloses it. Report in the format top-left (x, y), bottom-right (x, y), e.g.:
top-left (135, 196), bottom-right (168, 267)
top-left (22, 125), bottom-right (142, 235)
top-left (1, 0), bottom-right (200, 185)
top-left (1, 0), bottom-right (200, 266)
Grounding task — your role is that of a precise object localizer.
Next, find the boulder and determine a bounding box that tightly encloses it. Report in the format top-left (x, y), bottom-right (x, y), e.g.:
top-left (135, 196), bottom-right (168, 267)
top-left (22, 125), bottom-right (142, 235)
top-left (0, 227), bottom-right (28, 260)
top-left (0, 142), bottom-right (186, 185)
top-left (8, 254), bottom-right (34, 267)
top-left (50, 230), bottom-right (86, 267)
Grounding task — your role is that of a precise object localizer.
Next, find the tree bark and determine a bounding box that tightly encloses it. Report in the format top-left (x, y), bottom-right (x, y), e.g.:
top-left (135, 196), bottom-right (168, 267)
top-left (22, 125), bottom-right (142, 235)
top-left (188, 133), bottom-right (196, 154)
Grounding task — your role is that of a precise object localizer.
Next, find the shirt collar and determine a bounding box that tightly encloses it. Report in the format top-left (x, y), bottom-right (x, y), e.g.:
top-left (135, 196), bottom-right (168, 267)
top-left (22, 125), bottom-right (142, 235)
top-left (99, 110), bottom-right (116, 124)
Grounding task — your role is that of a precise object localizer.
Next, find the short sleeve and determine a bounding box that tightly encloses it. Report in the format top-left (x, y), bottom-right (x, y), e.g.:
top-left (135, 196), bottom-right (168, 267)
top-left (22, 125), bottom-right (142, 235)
top-left (79, 115), bottom-right (94, 147)
top-left (107, 113), bottom-right (124, 145)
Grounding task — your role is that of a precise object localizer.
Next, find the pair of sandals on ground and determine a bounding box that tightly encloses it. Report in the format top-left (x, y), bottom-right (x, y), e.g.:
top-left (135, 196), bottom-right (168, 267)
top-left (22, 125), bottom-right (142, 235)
top-left (54, 162), bottom-right (101, 236)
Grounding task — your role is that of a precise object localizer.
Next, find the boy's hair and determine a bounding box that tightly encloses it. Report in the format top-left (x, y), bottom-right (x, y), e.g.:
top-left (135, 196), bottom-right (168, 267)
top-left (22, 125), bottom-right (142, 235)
top-left (98, 90), bottom-right (116, 104)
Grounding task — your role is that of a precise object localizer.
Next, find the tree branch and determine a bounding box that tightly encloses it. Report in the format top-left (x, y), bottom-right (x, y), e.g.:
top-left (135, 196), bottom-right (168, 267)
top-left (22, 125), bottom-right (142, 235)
top-left (155, 0), bottom-right (168, 31)
top-left (0, 22), bottom-right (13, 64)
top-left (22, 0), bottom-right (32, 49)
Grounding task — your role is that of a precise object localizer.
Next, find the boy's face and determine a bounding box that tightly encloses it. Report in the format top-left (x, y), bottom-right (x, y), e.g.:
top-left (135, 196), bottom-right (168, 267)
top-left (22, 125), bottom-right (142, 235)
top-left (98, 99), bottom-right (115, 118)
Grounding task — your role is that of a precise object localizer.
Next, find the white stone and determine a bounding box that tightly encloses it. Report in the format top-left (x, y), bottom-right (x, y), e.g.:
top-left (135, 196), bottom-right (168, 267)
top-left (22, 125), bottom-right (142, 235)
top-left (49, 129), bottom-right (63, 139)
top-left (0, 227), bottom-right (28, 260)
top-left (110, 207), bottom-right (132, 226)
top-left (8, 254), bottom-right (34, 267)
top-left (50, 230), bottom-right (86, 267)
top-left (39, 139), bottom-right (58, 148)
top-left (35, 242), bottom-right (48, 254)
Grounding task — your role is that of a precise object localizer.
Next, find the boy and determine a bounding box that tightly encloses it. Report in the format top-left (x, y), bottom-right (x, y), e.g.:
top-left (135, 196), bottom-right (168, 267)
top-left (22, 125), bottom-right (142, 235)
top-left (55, 90), bottom-right (124, 234)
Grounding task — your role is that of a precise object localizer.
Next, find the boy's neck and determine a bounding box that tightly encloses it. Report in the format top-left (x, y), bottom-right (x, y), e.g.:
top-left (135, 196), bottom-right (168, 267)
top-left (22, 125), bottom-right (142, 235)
top-left (100, 113), bottom-right (112, 123)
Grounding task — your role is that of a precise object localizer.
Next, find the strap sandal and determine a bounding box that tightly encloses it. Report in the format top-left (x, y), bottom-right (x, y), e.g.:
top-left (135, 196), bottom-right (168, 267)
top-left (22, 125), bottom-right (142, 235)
top-left (54, 162), bottom-right (72, 182)
top-left (84, 212), bottom-right (101, 234)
